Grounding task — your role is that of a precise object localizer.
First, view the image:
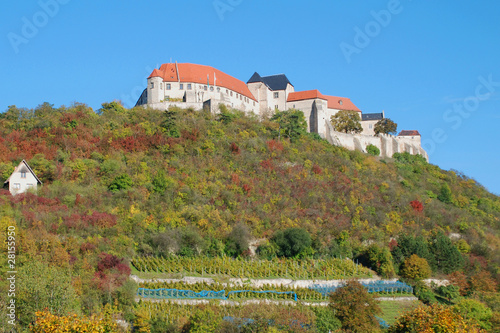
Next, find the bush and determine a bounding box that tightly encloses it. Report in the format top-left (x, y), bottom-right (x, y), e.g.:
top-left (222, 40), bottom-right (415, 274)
top-left (366, 144), bottom-right (380, 156)
top-left (312, 306), bottom-right (342, 333)
top-left (224, 223), bottom-right (251, 257)
top-left (271, 228), bottom-right (312, 258)
top-left (108, 174), bottom-right (133, 193)
top-left (329, 280), bottom-right (382, 333)
top-left (400, 254), bottom-right (431, 281)
top-left (389, 304), bottom-right (483, 333)
top-left (438, 183), bottom-right (453, 204)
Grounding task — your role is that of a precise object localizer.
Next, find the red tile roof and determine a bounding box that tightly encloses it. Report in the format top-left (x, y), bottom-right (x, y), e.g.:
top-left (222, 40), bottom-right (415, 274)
top-left (398, 130), bottom-right (421, 136)
top-left (149, 63), bottom-right (257, 101)
top-left (287, 90), bottom-right (327, 102)
top-left (287, 90), bottom-right (361, 112)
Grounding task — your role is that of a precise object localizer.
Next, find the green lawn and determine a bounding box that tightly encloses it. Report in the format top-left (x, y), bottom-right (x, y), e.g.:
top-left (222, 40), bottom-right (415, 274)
top-left (379, 300), bottom-right (421, 325)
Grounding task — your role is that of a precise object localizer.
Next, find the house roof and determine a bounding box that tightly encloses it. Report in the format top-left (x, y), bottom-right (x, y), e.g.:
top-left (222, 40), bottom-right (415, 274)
top-left (247, 72), bottom-right (293, 91)
top-left (148, 63), bottom-right (257, 101)
top-left (361, 113), bottom-right (384, 121)
top-left (287, 90), bottom-right (361, 112)
top-left (4, 160), bottom-right (43, 185)
top-left (287, 90), bottom-right (327, 102)
top-left (398, 130), bottom-right (421, 136)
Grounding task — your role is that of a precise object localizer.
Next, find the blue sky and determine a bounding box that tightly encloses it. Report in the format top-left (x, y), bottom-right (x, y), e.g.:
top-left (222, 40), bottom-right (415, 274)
top-left (1, 0), bottom-right (500, 195)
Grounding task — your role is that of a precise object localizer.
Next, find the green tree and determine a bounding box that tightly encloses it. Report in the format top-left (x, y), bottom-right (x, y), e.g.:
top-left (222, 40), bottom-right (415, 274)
top-left (428, 231), bottom-right (464, 274)
top-left (399, 254), bottom-right (432, 281)
top-left (152, 169), bottom-right (173, 194)
top-left (271, 109), bottom-right (307, 142)
top-left (391, 234), bottom-right (433, 270)
top-left (108, 174), bottom-right (133, 193)
top-left (271, 228), bottom-right (312, 258)
top-left (331, 110), bottom-right (363, 134)
top-left (436, 285), bottom-right (460, 303)
top-left (160, 108), bottom-right (180, 137)
top-left (454, 299), bottom-right (493, 331)
top-left (329, 280), bottom-right (382, 333)
top-left (360, 244), bottom-right (396, 278)
top-left (374, 118), bottom-right (398, 135)
top-left (98, 101), bottom-right (127, 115)
top-left (17, 261), bottom-right (80, 326)
top-left (224, 223), bottom-right (251, 257)
top-left (438, 182), bottom-right (453, 204)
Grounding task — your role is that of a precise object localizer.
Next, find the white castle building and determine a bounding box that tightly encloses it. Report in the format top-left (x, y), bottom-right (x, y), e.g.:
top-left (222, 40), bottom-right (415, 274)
top-left (136, 63), bottom-right (427, 160)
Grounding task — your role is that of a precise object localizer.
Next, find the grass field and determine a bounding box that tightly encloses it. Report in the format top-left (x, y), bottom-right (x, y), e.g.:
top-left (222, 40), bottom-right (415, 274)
top-left (379, 299), bottom-right (421, 325)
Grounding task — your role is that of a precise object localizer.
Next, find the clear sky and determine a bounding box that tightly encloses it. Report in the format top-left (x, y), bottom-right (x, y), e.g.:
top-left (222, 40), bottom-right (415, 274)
top-left (1, 1), bottom-right (500, 195)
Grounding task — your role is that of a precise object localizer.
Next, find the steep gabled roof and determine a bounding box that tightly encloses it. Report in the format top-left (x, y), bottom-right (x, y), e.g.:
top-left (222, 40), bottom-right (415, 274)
top-left (4, 160), bottom-right (43, 185)
top-left (247, 72), bottom-right (263, 83)
top-left (247, 73), bottom-right (293, 91)
top-left (398, 130), bottom-right (421, 136)
top-left (287, 90), bottom-right (361, 112)
top-left (361, 113), bottom-right (384, 121)
top-left (148, 63), bottom-right (257, 101)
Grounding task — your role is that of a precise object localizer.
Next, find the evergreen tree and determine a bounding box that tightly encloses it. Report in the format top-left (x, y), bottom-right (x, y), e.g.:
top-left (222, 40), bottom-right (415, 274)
top-left (428, 231), bottom-right (464, 274)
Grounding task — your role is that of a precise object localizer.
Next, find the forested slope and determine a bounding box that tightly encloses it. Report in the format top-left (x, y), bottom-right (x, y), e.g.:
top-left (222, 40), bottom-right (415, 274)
top-left (0, 102), bottom-right (499, 329)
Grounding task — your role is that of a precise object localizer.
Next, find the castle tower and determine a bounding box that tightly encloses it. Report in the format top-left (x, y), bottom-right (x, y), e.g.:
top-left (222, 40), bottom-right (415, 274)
top-left (147, 69), bottom-right (164, 104)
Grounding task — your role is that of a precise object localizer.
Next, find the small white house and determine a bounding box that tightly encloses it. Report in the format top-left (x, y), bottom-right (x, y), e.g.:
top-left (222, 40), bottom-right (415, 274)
top-left (4, 160), bottom-right (42, 196)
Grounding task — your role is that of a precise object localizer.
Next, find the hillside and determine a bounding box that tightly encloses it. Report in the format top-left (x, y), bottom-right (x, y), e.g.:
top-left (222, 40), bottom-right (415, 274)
top-left (1, 102), bottom-right (499, 331)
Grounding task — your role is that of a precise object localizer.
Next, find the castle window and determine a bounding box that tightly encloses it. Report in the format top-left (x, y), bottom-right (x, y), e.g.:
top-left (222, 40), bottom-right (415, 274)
top-left (151, 82), bottom-right (154, 89)
top-left (275, 105), bottom-right (279, 109)
top-left (179, 84), bottom-right (184, 90)
top-left (293, 104), bottom-right (296, 108)
top-left (166, 84), bottom-right (171, 90)
top-left (21, 172), bottom-right (26, 178)
top-left (230, 91), bottom-right (233, 96)
top-left (217, 87), bottom-right (220, 92)
top-left (187, 84), bottom-right (192, 90)
top-left (226, 89), bottom-right (228, 94)
top-left (240, 95), bottom-right (242, 100)
top-left (204, 85), bottom-right (208, 91)
top-left (210, 86), bottom-right (214, 91)
top-left (253, 101), bottom-right (255, 106)
top-left (369, 124), bottom-right (373, 129)
top-left (274, 92), bottom-right (279, 98)
top-left (160, 83), bottom-right (162, 89)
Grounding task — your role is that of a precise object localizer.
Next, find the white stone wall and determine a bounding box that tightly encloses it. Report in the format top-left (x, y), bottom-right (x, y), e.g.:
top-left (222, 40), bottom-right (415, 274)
top-left (147, 78), bottom-right (259, 114)
top-left (8, 171), bottom-right (38, 195)
top-left (324, 120), bottom-right (429, 161)
top-left (287, 98), bottom-right (328, 134)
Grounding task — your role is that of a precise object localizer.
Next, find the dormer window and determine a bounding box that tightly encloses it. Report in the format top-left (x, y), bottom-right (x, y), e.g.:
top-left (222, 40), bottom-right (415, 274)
top-left (339, 100), bottom-right (343, 105)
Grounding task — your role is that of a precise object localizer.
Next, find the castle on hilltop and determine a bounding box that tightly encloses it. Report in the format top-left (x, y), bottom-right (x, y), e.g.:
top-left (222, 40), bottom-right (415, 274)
top-left (136, 63), bottom-right (428, 160)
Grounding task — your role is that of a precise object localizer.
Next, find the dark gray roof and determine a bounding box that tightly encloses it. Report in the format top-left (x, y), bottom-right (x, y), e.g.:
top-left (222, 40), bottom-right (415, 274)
top-left (361, 113), bottom-right (384, 121)
top-left (247, 72), bottom-right (293, 91)
top-left (135, 88), bottom-right (148, 106)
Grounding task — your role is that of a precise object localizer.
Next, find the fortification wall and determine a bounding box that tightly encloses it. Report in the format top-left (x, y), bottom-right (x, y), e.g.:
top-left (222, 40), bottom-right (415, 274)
top-left (324, 121), bottom-right (429, 161)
